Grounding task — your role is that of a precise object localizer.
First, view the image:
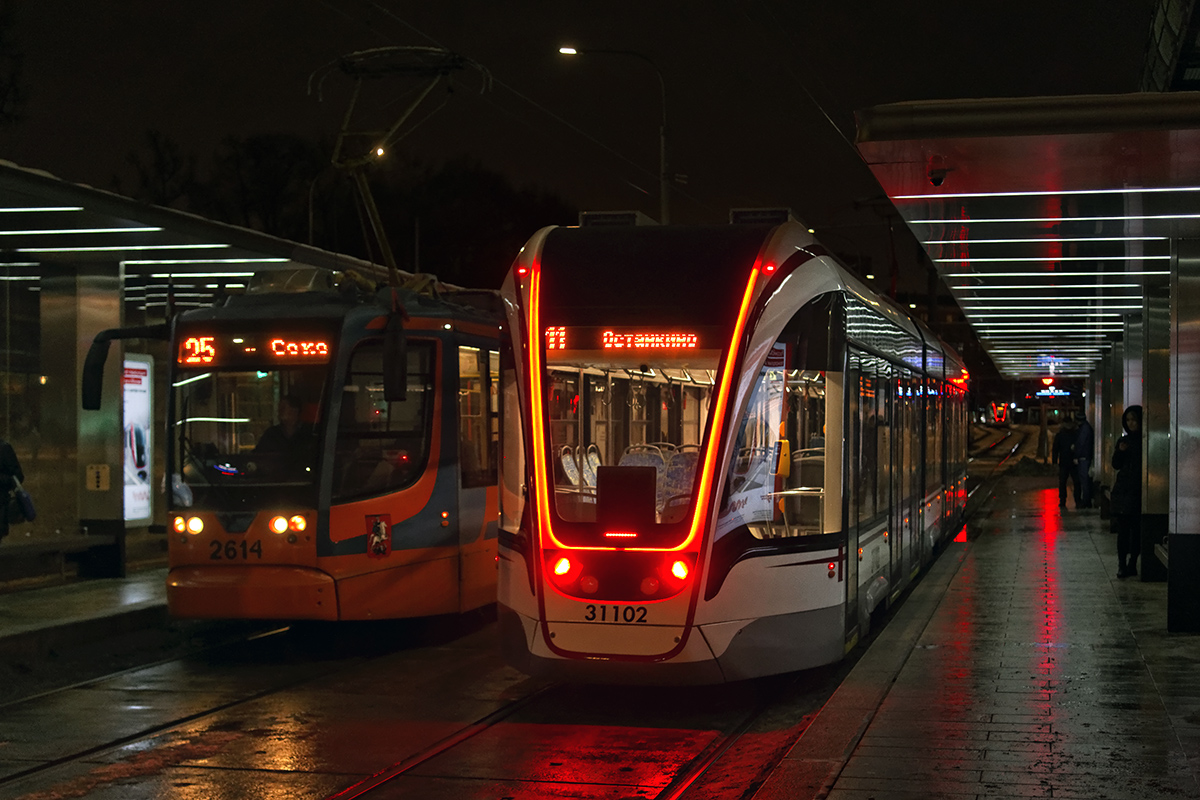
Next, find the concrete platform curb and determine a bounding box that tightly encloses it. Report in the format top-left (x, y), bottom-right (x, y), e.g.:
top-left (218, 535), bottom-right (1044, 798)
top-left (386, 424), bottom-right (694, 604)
top-left (752, 540), bottom-right (969, 800)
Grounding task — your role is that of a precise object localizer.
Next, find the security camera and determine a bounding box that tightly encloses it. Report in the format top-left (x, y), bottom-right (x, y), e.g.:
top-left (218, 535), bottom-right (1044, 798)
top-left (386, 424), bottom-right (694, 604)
top-left (928, 168), bottom-right (947, 187)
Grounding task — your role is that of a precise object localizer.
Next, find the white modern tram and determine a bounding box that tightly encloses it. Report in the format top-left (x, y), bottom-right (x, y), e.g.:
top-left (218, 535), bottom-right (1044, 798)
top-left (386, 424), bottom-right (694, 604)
top-left (496, 221), bottom-right (968, 684)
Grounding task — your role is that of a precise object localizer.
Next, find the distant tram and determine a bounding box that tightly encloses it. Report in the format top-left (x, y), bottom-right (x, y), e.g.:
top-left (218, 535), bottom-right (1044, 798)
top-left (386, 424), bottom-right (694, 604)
top-left (496, 221), bottom-right (968, 684)
top-left (84, 268), bottom-right (503, 621)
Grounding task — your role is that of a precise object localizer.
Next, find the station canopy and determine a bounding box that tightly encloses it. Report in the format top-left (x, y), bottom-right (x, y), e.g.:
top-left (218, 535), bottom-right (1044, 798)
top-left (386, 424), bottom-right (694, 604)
top-left (0, 159), bottom-right (396, 314)
top-left (855, 92), bottom-right (1200, 380)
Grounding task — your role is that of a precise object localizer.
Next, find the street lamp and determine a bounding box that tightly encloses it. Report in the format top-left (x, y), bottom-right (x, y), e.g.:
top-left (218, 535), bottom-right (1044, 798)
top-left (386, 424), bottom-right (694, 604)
top-left (558, 46), bottom-right (669, 225)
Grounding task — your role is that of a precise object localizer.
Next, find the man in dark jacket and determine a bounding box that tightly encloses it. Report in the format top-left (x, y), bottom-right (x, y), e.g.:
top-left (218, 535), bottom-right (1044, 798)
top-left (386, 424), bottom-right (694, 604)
top-left (1051, 418), bottom-right (1078, 508)
top-left (1074, 413), bottom-right (1095, 508)
top-left (0, 436), bottom-right (25, 541)
top-left (1111, 405), bottom-right (1143, 578)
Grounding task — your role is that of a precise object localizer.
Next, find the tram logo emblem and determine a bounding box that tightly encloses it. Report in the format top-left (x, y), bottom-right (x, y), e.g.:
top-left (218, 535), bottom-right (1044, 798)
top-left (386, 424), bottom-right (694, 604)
top-left (366, 514), bottom-right (392, 558)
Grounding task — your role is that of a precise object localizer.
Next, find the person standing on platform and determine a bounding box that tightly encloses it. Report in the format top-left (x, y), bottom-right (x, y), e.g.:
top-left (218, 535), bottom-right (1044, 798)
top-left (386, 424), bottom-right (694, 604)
top-left (0, 435), bottom-right (25, 542)
top-left (1051, 417), bottom-right (1079, 508)
top-left (1074, 411), bottom-right (1095, 508)
top-left (1111, 405), bottom-right (1143, 578)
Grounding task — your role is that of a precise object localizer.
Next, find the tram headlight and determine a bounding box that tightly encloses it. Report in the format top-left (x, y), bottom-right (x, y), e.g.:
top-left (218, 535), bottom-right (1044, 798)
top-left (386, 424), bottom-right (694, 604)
top-left (172, 516), bottom-right (187, 534)
top-left (185, 516), bottom-right (204, 534)
top-left (269, 516), bottom-right (290, 534)
top-left (288, 515), bottom-right (307, 532)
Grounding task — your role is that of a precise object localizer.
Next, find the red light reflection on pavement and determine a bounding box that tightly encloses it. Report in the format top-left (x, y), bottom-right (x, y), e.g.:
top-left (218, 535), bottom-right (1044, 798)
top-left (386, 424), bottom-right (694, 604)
top-left (1035, 487), bottom-right (1063, 683)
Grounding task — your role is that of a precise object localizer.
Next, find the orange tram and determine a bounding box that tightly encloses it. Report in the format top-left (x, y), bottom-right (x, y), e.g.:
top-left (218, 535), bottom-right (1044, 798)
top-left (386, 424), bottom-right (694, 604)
top-left (496, 221), bottom-right (969, 684)
top-left (84, 269), bottom-right (503, 620)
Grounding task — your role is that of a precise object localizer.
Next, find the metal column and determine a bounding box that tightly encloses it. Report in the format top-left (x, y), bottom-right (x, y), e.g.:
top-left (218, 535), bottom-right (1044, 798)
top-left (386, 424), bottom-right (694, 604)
top-left (1169, 240), bottom-right (1200, 630)
top-left (40, 262), bottom-right (126, 575)
top-left (1142, 280), bottom-right (1170, 582)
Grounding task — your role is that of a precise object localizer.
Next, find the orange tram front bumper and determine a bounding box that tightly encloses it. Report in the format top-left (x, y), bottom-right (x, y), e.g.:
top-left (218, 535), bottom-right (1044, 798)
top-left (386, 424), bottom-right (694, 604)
top-left (167, 565), bottom-right (338, 621)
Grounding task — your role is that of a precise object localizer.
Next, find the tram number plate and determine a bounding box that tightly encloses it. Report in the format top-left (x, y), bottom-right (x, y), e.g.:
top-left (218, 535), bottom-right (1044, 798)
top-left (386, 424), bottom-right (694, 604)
top-left (583, 604), bottom-right (648, 624)
top-left (209, 539), bottom-right (263, 560)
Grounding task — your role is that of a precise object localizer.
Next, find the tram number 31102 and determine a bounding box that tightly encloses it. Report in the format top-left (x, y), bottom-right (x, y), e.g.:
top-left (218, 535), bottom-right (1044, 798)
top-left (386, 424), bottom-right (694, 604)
top-left (583, 604), bottom-right (648, 624)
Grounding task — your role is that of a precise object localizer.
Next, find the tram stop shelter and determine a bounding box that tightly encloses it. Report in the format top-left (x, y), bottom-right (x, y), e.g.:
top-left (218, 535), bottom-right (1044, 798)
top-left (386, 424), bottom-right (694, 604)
top-left (0, 160), bottom-right (392, 579)
top-left (855, 91), bottom-right (1200, 630)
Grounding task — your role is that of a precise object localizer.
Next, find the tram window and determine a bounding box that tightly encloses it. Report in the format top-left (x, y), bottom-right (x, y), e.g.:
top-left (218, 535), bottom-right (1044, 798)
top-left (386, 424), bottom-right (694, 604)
top-left (546, 366), bottom-right (712, 524)
top-left (458, 346), bottom-right (497, 489)
top-left (332, 340), bottom-right (434, 501)
top-left (926, 383), bottom-right (943, 494)
top-left (174, 367), bottom-right (325, 500)
top-left (500, 342), bottom-right (524, 533)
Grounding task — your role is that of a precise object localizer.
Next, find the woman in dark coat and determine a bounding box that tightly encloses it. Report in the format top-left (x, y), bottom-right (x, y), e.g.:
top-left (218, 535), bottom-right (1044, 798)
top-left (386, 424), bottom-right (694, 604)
top-left (1110, 405), bottom-right (1143, 578)
top-left (0, 436), bottom-right (25, 541)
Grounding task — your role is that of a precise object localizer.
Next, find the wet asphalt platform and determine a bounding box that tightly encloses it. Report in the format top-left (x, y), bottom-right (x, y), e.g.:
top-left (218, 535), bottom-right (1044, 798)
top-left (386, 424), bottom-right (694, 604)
top-left (2, 473), bottom-right (1199, 799)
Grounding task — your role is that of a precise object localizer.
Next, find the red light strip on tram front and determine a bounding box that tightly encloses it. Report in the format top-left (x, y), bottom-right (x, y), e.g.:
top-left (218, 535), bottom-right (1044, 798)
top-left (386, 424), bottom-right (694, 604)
top-left (524, 254), bottom-right (762, 553)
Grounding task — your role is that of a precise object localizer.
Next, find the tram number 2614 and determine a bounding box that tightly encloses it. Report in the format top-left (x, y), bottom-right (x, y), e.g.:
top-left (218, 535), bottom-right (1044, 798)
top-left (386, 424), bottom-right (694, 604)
top-left (210, 539), bottom-right (264, 560)
top-left (584, 604), bottom-right (648, 624)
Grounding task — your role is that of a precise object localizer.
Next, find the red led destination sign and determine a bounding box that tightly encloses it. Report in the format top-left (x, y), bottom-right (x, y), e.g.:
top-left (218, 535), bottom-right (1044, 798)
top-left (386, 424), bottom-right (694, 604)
top-left (545, 326), bottom-right (702, 352)
top-left (177, 332), bottom-right (332, 367)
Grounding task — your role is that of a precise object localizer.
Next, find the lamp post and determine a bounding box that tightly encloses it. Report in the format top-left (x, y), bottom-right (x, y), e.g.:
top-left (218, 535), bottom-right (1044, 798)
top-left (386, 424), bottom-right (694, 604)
top-left (559, 47), bottom-right (669, 225)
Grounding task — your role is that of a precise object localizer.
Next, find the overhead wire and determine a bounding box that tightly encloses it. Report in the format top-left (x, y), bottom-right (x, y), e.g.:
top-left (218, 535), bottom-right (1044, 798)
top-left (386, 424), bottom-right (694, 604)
top-left (320, 0), bottom-right (716, 213)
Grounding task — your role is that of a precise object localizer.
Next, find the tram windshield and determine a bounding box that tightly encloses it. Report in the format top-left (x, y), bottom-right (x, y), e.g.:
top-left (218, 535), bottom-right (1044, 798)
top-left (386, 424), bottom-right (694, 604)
top-left (172, 366), bottom-right (327, 509)
top-left (544, 335), bottom-right (718, 525)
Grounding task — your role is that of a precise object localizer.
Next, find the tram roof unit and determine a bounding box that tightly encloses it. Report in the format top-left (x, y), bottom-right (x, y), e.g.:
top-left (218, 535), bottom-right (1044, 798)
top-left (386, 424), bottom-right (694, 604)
top-left (174, 267), bottom-right (503, 327)
top-left (533, 219), bottom-right (965, 382)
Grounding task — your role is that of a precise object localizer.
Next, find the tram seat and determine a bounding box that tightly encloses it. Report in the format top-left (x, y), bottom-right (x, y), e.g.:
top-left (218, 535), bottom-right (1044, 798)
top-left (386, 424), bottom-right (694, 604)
top-left (660, 449), bottom-right (699, 523)
top-left (618, 445), bottom-right (666, 472)
top-left (581, 444), bottom-right (601, 487)
top-left (560, 446), bottom-right (582, 486)
top-left (663, 450), bottom-right (698, 501)
top-left (619, 445), bottom-right (667, 513)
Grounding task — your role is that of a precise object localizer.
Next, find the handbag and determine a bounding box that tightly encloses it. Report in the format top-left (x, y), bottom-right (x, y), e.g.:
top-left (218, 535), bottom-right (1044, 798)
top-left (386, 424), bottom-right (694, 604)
top-left (10, 476), bottom-right (34, 522)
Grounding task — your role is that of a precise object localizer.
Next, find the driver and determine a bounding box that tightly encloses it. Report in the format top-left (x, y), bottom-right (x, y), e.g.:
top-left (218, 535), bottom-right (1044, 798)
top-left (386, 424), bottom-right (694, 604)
top-left (254, 394), bottom-right (314, 459)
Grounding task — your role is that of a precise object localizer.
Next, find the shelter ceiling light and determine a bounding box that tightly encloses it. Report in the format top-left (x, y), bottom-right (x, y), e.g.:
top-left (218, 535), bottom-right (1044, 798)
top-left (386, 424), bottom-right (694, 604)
top-left (911, 213), bottom-right (1200, 224)
top-left (925, 236), bottom-right (1168, 245)
top-left (0, 206), bottom-right (83, 213)
top-left (936, 255), bottom-right (1169, 263)
top-left (963, 309), bottom-right (1137, 316)
top-left (149, 272), bottom-right (256, 279)
top-left (128, 258), bottom-right (288, 265)
top-left (894, 186), bottom-right (1200, 200)
top-left (19, 243), bottom-right (230, 253)
top-left (0, 226), bottom-right (162, 236)
top-left (949, 283), bottom-right (1143, 290)
top-left (945, 270), bottom-right (1170, 278)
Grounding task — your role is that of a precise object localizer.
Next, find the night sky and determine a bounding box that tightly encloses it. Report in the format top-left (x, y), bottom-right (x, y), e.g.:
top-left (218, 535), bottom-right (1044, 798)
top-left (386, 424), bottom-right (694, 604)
top-left (0, 1), bottom-right (1154, 292)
